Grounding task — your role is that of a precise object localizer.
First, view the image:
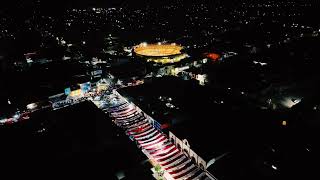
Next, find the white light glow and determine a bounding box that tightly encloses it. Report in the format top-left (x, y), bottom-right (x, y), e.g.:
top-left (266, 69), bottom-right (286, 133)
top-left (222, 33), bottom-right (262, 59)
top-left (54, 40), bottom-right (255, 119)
top-left (27, 103), bottom-right (38, 110)
top-left (271, 165), bottom-right (278, 170)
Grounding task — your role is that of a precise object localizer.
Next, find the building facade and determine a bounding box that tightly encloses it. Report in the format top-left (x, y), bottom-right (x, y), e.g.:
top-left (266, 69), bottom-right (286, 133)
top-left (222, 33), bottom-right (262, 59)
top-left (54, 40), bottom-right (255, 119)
top-left (169, 131), bottom-right (219, 179)
top-left (169, 131), bottom-right (207, 169)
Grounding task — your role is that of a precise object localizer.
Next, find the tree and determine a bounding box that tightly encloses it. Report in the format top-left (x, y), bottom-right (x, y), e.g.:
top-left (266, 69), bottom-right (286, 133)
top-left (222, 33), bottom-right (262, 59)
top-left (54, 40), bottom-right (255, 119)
top-left (155, 164), bottom-right (162, 172)
top-left (154, 164), bottom-right (164, 180)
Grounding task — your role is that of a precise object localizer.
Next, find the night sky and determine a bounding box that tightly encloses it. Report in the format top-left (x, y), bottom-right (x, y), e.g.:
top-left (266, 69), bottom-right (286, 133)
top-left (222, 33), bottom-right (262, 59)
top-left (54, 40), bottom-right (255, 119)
top-left (1, 0), bottom-right (317, 11)
top-left (0, 0), bottom-right (315, 8)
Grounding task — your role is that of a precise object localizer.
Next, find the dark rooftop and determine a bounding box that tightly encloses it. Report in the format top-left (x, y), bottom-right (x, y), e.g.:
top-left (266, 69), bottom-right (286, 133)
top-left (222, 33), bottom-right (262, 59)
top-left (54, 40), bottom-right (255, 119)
top-left (0, 101), bottom-right (152, 178)
top-left (168, 106), bottom-right (285, 160)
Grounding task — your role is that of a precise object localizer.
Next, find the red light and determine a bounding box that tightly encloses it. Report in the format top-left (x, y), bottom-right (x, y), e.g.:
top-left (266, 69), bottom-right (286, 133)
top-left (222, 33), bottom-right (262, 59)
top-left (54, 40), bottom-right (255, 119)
top-left (205, 53), bottom-right (220, 61)
top-left (161, 123), bottom-right (170, 129)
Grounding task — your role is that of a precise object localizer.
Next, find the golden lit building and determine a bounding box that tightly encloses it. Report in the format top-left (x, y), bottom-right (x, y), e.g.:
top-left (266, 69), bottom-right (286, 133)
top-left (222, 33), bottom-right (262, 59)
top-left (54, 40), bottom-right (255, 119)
top-left (133, 43), bottom-right (188, 64)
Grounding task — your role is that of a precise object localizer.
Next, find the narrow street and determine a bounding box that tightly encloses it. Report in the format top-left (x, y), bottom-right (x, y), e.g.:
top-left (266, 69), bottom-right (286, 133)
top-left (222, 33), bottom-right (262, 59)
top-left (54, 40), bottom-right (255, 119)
top-left (91, 90), bottom-right (211, 180)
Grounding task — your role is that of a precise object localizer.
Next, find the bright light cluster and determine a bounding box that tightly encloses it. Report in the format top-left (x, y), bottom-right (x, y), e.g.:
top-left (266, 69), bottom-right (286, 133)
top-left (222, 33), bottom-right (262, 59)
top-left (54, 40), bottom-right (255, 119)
top-left (147, 53), bottom-right (188, 64)
top-left (134, 43), bottom-right (183, 57)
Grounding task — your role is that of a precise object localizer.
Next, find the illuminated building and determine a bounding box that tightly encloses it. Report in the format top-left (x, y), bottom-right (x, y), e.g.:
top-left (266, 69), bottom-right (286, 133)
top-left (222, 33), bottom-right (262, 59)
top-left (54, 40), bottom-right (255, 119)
top-left (204, 53), bottom-right (221, 62)
top-left (133, 43), bottom-right (188, 64)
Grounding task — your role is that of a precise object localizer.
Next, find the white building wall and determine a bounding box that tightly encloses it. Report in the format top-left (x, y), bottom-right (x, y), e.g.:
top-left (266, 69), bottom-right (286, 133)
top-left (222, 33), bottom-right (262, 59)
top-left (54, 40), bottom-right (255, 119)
top-left (169, 131), bottom-right (208, 170)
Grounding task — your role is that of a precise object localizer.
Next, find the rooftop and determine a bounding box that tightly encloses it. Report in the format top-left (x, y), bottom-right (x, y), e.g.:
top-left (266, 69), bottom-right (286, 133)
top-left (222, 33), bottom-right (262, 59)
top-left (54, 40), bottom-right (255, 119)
top-left (0, 101), bottom-right (152, 178)
top-left (168, 105), bottom-right (283, 161)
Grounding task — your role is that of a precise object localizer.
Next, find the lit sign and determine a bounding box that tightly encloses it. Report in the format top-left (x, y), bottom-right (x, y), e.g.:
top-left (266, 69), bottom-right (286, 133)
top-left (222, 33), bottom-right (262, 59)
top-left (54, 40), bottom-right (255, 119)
top-left (64, 87), bottom-right (71, 95)
top-left (91, 70), bottom-right (102, 76)
top-left (80, 82), bottom-right (91, 93)
top-left (70, 89), bottom-right (82, 97)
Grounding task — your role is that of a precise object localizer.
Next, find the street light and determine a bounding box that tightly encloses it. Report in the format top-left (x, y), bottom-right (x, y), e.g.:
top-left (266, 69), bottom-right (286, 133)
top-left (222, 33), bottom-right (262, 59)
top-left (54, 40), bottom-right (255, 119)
top-left (13, 114), bottom-right (19, 119)
top-left (271, 165), bottom-right (278, 170)
top-left (27, 103), bottom-right (38, 110)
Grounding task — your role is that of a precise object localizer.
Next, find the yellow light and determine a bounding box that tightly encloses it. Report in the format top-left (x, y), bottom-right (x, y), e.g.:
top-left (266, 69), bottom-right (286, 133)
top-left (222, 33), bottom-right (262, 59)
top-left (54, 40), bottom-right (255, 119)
top-left (134, 43), bottom-right (183, 57)
top-left (282, 120), bottom-right (287, 126)
top-left (141, 42), bottom-right (148, 47)
top-left (70, 89), bottom-right (82, 97)
top-left (149, 159), bottom-right (157, 166)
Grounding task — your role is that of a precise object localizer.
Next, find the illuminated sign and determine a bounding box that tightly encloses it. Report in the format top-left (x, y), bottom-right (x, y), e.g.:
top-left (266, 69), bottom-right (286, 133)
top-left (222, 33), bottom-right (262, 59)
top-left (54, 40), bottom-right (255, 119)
top-left (70, 89), bottom-right (82, 97)
top-left (64, 87), bottom-right (71, 95)
top-left (80, 82), bottom-right (91, 93)
top-left (91, 70), bottom-right (102, 76)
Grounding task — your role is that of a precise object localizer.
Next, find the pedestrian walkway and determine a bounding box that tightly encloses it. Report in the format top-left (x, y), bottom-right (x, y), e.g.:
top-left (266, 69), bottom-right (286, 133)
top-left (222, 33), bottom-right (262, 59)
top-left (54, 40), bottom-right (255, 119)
top-left (92, 91), bottom-right (211, 180)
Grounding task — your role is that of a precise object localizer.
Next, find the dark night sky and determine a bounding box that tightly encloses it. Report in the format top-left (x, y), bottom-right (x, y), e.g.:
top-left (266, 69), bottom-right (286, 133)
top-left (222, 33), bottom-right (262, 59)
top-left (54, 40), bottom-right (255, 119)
top-left (1, 0), bottom-right (316, 9)
top-left (1, 0), bottom-right (127, 9)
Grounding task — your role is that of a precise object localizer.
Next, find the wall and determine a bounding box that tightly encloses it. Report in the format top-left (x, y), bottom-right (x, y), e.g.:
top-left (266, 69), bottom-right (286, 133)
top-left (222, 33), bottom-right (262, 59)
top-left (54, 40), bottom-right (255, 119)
top-left (169, 131), bottom-right (207, 170)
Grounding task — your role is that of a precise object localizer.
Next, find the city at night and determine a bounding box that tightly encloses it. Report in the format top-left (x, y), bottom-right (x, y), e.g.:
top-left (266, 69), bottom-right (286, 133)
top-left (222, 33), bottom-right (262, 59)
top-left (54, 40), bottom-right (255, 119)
top-left (0, 0), bottom-right (320, 179)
